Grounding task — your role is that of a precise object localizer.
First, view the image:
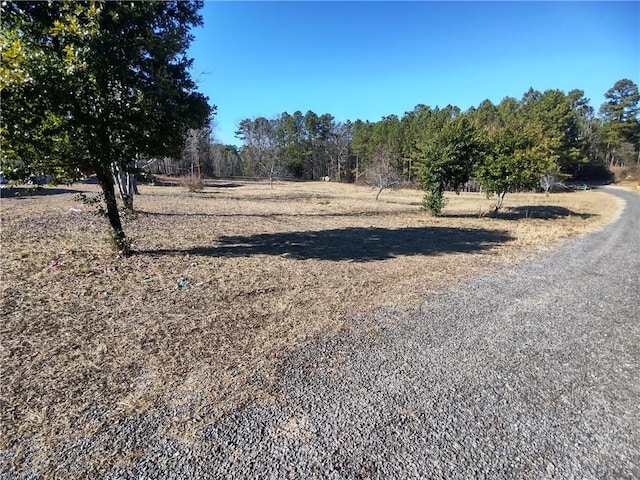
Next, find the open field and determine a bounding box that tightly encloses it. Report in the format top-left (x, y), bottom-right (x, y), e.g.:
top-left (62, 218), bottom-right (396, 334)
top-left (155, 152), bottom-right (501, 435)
top-left (0, 180), bottom-right (623, 475)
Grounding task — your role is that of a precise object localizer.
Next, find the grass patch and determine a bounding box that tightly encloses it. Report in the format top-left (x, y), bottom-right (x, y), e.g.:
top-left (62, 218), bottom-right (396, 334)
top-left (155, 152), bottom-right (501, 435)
top-left (0, 179), bottom-right (622, 475)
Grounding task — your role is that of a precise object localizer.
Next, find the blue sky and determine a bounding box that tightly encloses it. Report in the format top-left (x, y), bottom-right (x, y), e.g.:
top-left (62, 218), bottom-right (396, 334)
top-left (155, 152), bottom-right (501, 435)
top-left (188, 1), bottom-right (639, 146)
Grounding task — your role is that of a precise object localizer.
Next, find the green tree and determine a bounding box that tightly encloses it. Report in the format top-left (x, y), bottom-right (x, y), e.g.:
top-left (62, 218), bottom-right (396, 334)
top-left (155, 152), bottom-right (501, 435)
top-left (599, 79), bottom-right (640, 166)
top-left (415, 116), bottom-right (480, 215)
top-left (371, 115), bottom-right (404, 175)
top-left (1, 1), bottom-right (211, 254)
top-left (468, 99), bottom-right (499, 130)
top-left (600, 79), bottom-right (640, 123)
top-left (276, 111), bottom-right (307, 178)
top-left (402, 105), bottom-right (463, 185)
top-left (495, 96), bottom-right (520, 125)
top-left (303, 110), bottom-right (331, 179)
top-left (351, 120), bottom-right (375, 181)
top-left (401, 105), bottom-right (436, 183)
top-left (566, 89), bottom-right (599, 170)
top-left (519, 88), bottom-right (595, 173)
top-left (352, 113), bottom-right (411, 183)
top-left (475, 121), bottom-right (556, 211)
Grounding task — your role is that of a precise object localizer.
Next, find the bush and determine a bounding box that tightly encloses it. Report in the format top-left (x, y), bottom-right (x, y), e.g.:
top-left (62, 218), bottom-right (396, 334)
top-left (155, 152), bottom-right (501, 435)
top-left (422, 191), bottom-right (447, 216)
top-left (179, 175), bottom-right (204, 192)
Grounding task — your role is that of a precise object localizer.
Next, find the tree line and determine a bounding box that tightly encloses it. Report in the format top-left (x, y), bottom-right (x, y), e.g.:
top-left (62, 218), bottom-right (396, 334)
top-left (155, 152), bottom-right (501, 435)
top-left (212, 79), bottom-right (636, 213)
top-left (242, 83), bottom-right (637, 177)
top-left (165, 79), bottom-right (638, 213)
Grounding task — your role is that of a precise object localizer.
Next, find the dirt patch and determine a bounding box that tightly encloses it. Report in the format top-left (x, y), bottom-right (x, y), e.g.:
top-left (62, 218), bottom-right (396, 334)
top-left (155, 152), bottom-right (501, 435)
top-left (0, 180), bottom-right (622, 475)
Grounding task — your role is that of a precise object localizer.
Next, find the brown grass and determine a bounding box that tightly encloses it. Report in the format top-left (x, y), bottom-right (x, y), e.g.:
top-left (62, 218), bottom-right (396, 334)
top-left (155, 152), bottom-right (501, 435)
top-left (0, 180), bottom-right (622, 474)
top-left (611, 165), bottom-right (640, 192)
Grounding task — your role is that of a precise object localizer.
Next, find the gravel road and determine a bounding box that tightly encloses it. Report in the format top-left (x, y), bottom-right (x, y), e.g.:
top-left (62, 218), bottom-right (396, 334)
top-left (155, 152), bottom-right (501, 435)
top-left (5, 187), bottom-right (639, 479)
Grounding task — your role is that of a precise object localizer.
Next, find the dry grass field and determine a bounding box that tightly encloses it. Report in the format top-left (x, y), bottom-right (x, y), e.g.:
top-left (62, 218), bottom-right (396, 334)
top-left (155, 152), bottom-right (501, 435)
top-left (0, 179), bottom-right (623, 473)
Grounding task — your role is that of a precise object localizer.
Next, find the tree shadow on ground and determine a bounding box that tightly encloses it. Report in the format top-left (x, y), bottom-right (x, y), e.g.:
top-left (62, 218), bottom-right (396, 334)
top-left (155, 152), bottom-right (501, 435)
top-left (495, 205), bottom-right (594, 220)
top-left (140, 226), bottom-right (514, 262)
top-left (150, 180), bottom-right (243, 188)
top-left (445, 205), bottom-right (595, 221)
top-left (0, 186), bottom-right (82, 198)
top-left (208, 182), bottom-right (243, 189)
top-left (136, 210), bottom-right (402, 219)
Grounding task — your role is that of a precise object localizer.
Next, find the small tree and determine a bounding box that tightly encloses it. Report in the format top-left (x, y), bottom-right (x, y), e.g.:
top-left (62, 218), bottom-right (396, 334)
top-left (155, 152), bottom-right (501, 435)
top-left (366, 148), bottom-right (402, 201)
top-left (475, 122), bottom-right (556, 211)
top-left (416, 116), bottom-right (480, 215)
top-left (539, 172), bottom-right (567, 195)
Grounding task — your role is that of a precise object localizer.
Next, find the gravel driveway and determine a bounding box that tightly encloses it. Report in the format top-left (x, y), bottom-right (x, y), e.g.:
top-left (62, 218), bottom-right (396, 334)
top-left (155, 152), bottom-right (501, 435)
top-left (5, 188), bottom-right (639, 479)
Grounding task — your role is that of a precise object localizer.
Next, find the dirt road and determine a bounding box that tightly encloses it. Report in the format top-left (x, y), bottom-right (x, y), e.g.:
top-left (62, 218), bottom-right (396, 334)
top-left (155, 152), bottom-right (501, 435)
top-left (106, 187), bottom-right (636, 479)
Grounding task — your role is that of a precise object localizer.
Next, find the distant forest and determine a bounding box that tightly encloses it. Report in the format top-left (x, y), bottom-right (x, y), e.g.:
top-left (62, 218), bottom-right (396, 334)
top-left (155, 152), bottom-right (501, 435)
top-left (154, 79), bottom-right (639, 185)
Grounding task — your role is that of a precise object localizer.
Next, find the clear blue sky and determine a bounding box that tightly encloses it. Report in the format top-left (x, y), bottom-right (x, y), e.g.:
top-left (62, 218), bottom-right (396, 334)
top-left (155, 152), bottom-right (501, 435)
top-left (188, 1), bottom-right (639, 146)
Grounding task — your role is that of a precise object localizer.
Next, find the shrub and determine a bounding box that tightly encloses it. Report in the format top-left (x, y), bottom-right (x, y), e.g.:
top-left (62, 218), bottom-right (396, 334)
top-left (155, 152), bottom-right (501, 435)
top-left (180, 175), bottom-right (204, 192)
top-left (422, 191), bottom-right (447, 216)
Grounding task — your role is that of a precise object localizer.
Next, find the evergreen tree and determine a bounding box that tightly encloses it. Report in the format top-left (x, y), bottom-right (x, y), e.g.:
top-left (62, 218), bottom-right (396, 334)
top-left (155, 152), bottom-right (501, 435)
top-left (1, 1), bottom-right (211, 254)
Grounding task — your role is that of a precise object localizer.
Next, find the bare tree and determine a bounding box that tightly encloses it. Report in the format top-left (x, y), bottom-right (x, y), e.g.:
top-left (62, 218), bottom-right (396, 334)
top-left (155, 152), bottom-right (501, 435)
top-left (366, 148), bottom-right (403, 201)
top-left (184, 127), bottom-right (213, 176)
top-left (540, 172), bottom-right (567, 195)
top-left (260, 151), bottom-right (286, 189)
top-left (326, 121), bottom-right (353, 181)
top-left (236, 117), bottom-right (282, 188)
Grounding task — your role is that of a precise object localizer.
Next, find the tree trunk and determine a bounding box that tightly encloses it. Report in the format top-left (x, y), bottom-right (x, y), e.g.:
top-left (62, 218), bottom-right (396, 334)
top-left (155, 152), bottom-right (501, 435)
top-left (130, 156), bottom-right (140, 195)
top-left (131, 174), bottom-right (140, 195)
top-left (606, 146), bottom-right (615, 167)
top-left (112, 163), bottom-right (136, 213)
top-left (96, 164), bottom-right (130, 255)
top-left (121, 191), bottom-right (134, 212)
top-left (494, 191), bottom-right (506, 212)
